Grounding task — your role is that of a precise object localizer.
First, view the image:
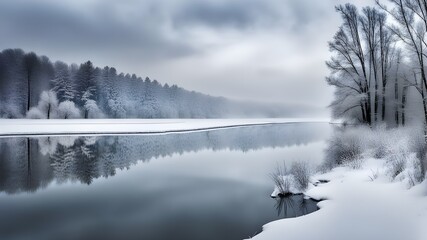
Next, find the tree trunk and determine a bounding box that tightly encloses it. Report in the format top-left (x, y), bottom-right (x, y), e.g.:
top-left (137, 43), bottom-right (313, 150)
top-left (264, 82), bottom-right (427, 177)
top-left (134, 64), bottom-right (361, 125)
top-left (27, 138), bottom-right (32, 188)
top-left (382, 88), bottom-right (386, 122)
top-left (374, 79), bottom-right (379, 124)
top-left (27, 72), bottom-right (31, 112)
top-left (422, 86), bottom-right (427, 129)
top-left (395, 74), bottom-right (399, 126)
top-left (401, 86), bottom-right (408, 126)
top-left (361, 103), bottom-right (367, 123)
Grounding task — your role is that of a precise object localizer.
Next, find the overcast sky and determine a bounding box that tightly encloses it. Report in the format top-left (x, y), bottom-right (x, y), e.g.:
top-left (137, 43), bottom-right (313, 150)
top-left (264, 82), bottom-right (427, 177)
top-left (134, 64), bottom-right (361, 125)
top-left (0, 0), bottom-right (374, 115)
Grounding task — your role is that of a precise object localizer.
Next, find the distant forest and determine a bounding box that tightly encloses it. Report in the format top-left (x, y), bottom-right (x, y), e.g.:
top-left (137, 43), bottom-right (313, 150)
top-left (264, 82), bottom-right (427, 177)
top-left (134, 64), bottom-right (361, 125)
top-left (0, 49), bottom-right (292, 119)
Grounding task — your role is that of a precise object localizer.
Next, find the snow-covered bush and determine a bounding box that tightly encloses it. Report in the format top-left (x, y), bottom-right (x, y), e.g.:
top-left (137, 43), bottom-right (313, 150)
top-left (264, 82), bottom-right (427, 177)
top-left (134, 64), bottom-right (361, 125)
top-left (324, 127), bottom-right (363, 169)
top-left (324, 125), bottom-right (426, 186)
top-left (388, 154), bottom-right (407, 179)
top-left (290, 161), bottom-right (311, 191)
top-left (406, 155), bottom-right (424, 186)
top-left (271, 161), bottom-right (313, 197)
top-left (57, 101), bottom-right (81, 119)
top-left (270, 163), bottom-right (291, 197)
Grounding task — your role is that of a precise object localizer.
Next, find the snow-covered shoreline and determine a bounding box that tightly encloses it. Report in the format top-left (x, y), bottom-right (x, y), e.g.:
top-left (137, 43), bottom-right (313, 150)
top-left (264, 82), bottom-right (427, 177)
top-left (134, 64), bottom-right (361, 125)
top-left (0, 118), bottom-right (330, 137)
top-left (251, 159), bottom-right (427, 240)
top-left (252, 126), bottom-right (427, 240)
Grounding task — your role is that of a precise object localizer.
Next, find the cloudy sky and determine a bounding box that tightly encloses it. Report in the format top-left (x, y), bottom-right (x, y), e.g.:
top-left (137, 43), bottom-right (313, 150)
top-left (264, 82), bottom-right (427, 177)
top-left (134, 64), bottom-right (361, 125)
top-left (0, 0), bottom-right (374, 115)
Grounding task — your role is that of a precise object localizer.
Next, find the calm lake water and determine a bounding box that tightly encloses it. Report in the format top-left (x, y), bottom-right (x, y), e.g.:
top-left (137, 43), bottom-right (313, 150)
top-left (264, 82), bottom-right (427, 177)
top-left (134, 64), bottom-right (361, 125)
top-left (0, 123), bottom-right (331, 240)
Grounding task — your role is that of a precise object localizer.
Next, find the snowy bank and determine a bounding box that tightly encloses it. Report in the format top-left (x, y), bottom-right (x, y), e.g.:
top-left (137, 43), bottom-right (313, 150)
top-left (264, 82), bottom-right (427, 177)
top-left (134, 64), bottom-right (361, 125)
top-left (253, 159), bottom-right (427, 240)
top-left (0, 118), bottom-right (329, 136)
top-left (253, 126), bottom-right (427, 240)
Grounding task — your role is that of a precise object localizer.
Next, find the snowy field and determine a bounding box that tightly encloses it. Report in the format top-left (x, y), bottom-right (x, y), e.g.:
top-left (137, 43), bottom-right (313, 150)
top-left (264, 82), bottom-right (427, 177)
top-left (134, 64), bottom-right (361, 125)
top-left (0, 118), bottom-right (330, 136)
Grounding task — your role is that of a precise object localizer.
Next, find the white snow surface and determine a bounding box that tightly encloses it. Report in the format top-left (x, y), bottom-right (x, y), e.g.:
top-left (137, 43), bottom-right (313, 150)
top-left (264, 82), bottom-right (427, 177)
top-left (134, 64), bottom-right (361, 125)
top-left (0, 118), bottom-right (329, 136)
top-left (251, 158), bottom-right (427, 240)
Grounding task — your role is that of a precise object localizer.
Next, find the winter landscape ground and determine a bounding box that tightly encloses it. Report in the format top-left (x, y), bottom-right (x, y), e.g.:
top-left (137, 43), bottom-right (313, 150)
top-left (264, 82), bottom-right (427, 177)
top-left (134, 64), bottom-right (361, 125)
top-left (3, 0), bottom-right (427, 240)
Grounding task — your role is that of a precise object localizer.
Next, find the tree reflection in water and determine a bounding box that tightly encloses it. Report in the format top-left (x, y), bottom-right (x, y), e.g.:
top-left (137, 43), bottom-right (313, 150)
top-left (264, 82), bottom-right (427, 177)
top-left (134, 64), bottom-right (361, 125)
top-left (0, 123), bottom-right (330, 194)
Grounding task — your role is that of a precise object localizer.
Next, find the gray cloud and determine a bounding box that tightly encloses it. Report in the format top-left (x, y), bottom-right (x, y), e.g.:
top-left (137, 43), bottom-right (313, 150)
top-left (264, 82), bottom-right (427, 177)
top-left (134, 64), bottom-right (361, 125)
top-left (172, 0), bottom-right (279, 29)
top-left (0, 0), bottom-right (195, 62)
top-left (0, 0), bottom-right (377, 116)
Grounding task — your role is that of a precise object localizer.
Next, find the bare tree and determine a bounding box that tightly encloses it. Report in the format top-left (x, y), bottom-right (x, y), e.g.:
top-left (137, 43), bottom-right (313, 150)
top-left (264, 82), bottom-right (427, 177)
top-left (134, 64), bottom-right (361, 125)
top-left (360, 7), bottom-right (382, 123)
top-left (327, 4), bottom-right (371, 124)
top-left (377, 0), bottom-right (427, 126)
top-left (328, 4), bottom-right (397, 125)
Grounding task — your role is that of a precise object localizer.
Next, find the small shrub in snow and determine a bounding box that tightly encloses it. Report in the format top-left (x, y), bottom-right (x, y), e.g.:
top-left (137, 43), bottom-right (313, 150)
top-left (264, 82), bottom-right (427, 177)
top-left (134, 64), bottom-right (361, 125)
top-left (270, 162), bottom-right (291, 197)
top-left (271, 161), bottom-right (313, 197)
top-left (290, 161), bottom-right (311, 191)
top-left (343, 157), bottom-right (363, 169)
top-left (368, 169), bottom-right (379, 181)
top-left (387, 151), bottom-right (408, 180)
top-left (403, 154), bottom-right (424, 187)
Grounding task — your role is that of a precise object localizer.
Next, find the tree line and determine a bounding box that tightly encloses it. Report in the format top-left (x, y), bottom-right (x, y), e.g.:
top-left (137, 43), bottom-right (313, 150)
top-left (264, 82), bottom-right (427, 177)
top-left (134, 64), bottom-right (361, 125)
top-left (327, 0), bottom-right (427, 127)
top-left (0, 48), bottom-right (261, 119)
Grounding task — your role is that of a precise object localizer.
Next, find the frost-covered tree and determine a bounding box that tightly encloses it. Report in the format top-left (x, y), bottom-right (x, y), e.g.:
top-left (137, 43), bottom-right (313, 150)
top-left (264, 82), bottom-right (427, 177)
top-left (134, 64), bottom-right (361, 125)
top-left (51, 61), bottom-right (76, 102)
top-left (81, 89), bottom-right (104, 118)
top-left (377, 0), bottom-right (427, 127)
top-left (26, 90), bottom-right (59, 119)
top-left (57, 101), bottom-right (81, 119)
top-left (327, 4), bottom-right (400, 126)
top-left (85, 99), bottom-right (104, 119)
top-left (74, 61), bottom-right (98, 108)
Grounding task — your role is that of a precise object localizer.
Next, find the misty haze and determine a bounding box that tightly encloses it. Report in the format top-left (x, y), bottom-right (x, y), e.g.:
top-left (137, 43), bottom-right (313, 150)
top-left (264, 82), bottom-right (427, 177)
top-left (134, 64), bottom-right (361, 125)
top-left (1, 0), bottom-right (427, 240)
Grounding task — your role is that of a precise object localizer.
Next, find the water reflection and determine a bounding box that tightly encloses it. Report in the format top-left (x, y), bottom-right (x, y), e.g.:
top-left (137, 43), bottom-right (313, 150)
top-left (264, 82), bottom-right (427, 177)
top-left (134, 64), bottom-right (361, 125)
top-left (0, 123), bottom-right (331, 240)
top-left (0, 123), bottom-right (329, 194)
top-left (274, 195), bottom-right (319, 218)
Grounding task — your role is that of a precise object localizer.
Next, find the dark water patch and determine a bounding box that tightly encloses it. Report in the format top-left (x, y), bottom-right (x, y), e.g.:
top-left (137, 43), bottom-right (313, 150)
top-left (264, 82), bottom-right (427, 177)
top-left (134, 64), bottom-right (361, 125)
top-left (273, 194), bottom-right (320, 218)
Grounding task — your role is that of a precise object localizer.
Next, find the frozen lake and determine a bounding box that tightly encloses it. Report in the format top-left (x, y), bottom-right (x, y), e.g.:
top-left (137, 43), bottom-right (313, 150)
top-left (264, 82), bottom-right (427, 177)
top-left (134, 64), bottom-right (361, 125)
top-left (0, 122), bottom-right (331, 240)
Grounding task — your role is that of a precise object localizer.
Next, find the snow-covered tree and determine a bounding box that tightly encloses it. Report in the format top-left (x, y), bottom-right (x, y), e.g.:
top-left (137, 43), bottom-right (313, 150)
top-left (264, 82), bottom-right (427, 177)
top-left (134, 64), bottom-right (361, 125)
top-left (51, 61), bottom-right (76, 102)
top-left (57, 101), bottom-right (81, 119)
top-left (108, 99), bottom-right (125, 118)
top-left (26, 90), bottom-right (59, 119)
top-left (327, 4), bottom-right (401, 126)
top-left (85, 99), bottom-right (104, 118)
top-left (81, 89), bottom-right (104, 118)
